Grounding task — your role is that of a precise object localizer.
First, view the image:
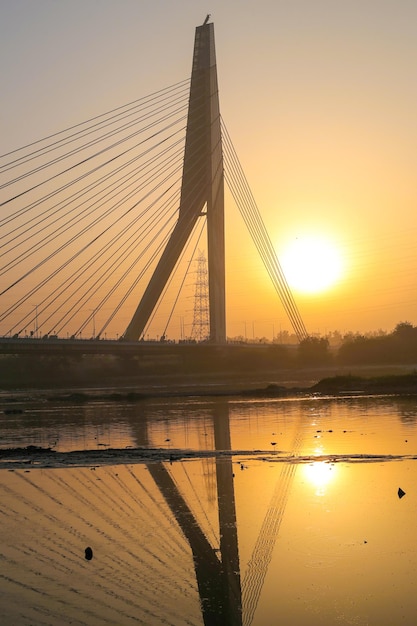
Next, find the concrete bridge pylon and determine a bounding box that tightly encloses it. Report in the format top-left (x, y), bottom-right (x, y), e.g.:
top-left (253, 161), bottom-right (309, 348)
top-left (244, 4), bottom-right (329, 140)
top-left (124, 20), bottom-right (225, 342)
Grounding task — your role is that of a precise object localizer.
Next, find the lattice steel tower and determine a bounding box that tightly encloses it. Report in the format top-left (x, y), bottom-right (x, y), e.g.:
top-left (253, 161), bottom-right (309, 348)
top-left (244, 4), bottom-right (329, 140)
top-left (124, 19), bottom-right (226, 342)
top-left (190, 251), bottom-right (210, 342)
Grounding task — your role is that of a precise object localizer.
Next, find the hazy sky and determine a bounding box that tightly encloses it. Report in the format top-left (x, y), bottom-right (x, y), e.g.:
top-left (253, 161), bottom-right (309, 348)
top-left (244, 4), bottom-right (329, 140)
top-left (1, 0), bottom-right (417, 339)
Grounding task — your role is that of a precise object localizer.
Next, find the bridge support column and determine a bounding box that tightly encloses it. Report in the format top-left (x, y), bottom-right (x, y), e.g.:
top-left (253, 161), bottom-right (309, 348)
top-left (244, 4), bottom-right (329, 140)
top-left (124, 21), bottom-right (225, 342)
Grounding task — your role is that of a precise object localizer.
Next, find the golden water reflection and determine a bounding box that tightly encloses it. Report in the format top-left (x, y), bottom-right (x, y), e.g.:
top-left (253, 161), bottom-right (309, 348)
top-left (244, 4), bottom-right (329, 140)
top-left (302, 458), bottom-right (338, 496)
top-left (1, 395), bottom-right (417, 624)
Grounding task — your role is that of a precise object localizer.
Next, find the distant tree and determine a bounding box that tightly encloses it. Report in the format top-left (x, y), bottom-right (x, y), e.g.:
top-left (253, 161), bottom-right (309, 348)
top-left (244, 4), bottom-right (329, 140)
top-left (297, 336), bottom-right (331, 366)
top-left (275, 330), bottom-right (299, 345)
top-left (327, 330), bottom-right (344, 346)
top-left (391, 322), bottom-right (417, 362)
top-left (338, 334), bottom-right (392, 364)
top-left (393, 321), bottom-right (415, 337)
top-left (337, 322), bottom-right (417, 365)
top-left (341, 331), bottom-right (362, 343)
top-left (228, 335), bottom-right (246, 344)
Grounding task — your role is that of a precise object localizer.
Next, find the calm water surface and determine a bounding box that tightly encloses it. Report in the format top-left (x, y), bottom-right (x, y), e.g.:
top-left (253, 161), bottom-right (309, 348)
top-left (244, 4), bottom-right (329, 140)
top-left (1, 393), bottom-right (417, 625)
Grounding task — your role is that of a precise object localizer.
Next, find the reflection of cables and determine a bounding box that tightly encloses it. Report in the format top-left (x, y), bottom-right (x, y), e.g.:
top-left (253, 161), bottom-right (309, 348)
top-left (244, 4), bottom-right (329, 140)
top-left (125, 466), bottom-right (193, 565)
top-left (181, 461), bottom-right (218, 550)
top-left (242, 463), bottom-right (296, 626)
top-left (221, 118), bottom-right (308, 341)
top-left (242, 427), bottom-right (303, 626)
top-left (0, 465), bottom-right (198, 624)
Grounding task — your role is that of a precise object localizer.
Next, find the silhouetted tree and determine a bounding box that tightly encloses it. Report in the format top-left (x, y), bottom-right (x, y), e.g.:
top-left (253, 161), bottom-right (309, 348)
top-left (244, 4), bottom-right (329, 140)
top-left (338, 322), bottom-right (417, 365)
top-left (297, 336), bottom-right (331, 366)
top-left (391, 322), bottom-right (417, 362)
top-left (393, 321), bottom-right (415, 337)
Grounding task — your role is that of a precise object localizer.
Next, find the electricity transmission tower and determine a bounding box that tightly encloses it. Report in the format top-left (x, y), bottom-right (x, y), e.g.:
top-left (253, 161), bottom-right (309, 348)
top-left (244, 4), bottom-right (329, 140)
top-left (190, 251), bottom-right (210, 342)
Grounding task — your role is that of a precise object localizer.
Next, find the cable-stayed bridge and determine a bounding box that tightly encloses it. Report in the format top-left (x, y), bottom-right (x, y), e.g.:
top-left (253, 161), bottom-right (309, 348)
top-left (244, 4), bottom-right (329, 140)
top-left (0, 395), bottom-right (301, 626)
top-left (0, 22), bottom-right (306, 623)
top-left (0, 19), bottom-right (307, 350)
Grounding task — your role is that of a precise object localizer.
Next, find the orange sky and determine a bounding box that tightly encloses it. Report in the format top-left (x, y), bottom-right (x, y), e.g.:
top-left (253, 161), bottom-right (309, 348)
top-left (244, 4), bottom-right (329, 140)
top-left (1, 1), bottom-right (416, 341)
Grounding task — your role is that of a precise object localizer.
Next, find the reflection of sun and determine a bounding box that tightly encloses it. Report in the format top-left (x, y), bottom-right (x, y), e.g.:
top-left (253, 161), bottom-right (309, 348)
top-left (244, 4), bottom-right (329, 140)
top-left (303, 460), bottom-right (337, 496)
top-left (280, 234), bottom-right (343, 294)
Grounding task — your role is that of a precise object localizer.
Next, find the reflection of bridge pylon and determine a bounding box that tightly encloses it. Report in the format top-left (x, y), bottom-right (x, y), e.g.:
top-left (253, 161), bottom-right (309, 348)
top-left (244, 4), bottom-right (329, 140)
top-left (130, 394), bottom-right (299, 625)
top-left (190, 251), bottom-right (210, 342)
top-left (132, 400), bottom-right (242, 626)
top-left (124, 18), bottom-right (225, 343)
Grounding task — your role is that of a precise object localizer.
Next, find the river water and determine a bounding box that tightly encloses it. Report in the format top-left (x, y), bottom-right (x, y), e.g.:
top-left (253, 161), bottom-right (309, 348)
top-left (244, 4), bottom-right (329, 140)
top-left (1, 391), bottom-right (417, 625)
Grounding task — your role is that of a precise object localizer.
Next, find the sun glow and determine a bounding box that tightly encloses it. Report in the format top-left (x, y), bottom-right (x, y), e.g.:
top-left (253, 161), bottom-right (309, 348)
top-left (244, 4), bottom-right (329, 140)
top-left (280, 234), bottom-right (343, 294)
top-left (304, 460), bottom-right (337, 496)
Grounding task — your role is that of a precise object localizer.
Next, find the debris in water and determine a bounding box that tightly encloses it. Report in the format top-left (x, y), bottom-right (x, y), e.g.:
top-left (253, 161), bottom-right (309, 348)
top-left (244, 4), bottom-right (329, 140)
top-left (85, 547), bottom-right (93, 560)
top-left (398, 488), bottom-right (406, 499)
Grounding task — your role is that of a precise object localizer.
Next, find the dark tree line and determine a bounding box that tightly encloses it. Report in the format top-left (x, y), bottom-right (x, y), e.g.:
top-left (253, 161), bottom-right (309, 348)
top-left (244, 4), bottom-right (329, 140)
top-left (297, 322), bottom-right (417, 366)
top-left (1, 322), bottom-right (417, 389)
top-left (337, 322), bottom-right (417, 365)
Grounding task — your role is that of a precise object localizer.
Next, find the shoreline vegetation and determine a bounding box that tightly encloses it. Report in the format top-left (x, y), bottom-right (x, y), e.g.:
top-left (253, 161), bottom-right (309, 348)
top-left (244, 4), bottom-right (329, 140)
top-left (2, 322), bottom-right (417, 391)
top-left (2, 372), bottom-right (417, 404)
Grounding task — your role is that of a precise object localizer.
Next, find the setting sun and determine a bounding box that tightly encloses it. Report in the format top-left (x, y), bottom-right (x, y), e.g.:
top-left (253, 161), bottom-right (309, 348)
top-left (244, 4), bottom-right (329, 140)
top-left (279, 235), bottom-right (344, 295)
